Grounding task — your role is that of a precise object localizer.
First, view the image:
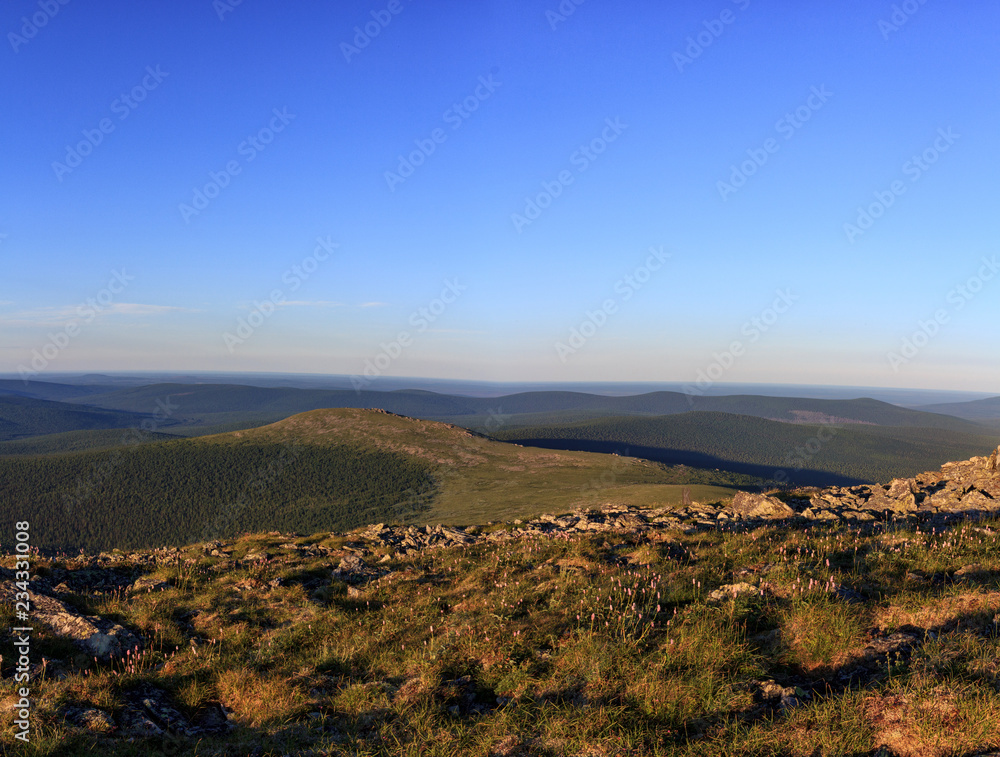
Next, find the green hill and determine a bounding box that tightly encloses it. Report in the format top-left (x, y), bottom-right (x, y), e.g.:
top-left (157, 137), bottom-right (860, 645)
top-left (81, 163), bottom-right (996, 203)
top-left (0, 428), bottom-right (179, 456)
top-left (494, 411), bottom-right (999, 486)
top-left (0, 395), bottom-right (153, 441)
top-left (0, 409), bottom-right (738, 553)
top-left (920, 396), bottom-right (1000, 422)
top-left (0, 378), bottom-right (119, 401)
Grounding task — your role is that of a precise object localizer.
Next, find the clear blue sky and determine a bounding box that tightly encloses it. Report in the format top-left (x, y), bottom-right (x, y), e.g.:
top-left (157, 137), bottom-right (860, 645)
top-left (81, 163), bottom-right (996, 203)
top-left (2, 0), bottom-right (998, 391)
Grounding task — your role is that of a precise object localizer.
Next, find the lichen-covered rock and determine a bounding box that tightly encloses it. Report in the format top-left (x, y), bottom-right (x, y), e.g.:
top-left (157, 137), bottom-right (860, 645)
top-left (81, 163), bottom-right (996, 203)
top-left (729, 491), bottom-right (795, 520)
top-left (129, 575), bottom-right (169, 594)
top-left (64, 706), bottom-right (115, 733)
top-left (0, 585), bottom-right (141, 661)
top-left (707, 582), bottom-right (760, 603)
top-left (865, 478), bottom-right (918, 513)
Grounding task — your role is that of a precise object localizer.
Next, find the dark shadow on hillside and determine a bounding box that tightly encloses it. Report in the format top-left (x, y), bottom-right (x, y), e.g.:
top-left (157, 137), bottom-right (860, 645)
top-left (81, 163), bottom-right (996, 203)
top-left (509, 438), bottom-right (871, 488)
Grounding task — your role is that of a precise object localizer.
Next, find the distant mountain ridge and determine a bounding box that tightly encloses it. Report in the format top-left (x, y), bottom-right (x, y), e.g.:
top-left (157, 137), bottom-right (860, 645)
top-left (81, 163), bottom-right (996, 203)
top-left (0, 395), bottom-right (152, 442)
top-left (50, 382), bottom-right (987, 434)
top-left (494, 411), bottom-right (998, 487)
top-left (919, 396), bottom-right (1000, 422)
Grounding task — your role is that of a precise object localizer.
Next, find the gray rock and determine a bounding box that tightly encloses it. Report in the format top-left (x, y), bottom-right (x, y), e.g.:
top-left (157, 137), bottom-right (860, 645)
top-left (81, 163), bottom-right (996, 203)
top-left (730, 492), bottom-right (795, 520)
top-left (707, 582), bottom-right (760, 604)
top-left (64, 706), bottom-right (114, 733)
top-left (129, 575), bottom-right (169, 594)
top-left (0, 585), bottom-right (141, 661)
top-left (756, 680), bottom-right (803, 710)
top-left (954, 563), bottom-right (986, 580)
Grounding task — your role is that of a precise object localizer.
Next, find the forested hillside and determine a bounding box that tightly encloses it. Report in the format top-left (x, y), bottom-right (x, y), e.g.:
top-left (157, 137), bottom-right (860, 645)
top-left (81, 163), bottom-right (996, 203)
top-left (495, 412), bottom-right (999, 486)
top-left (0, 440), bottom-right (435, 552)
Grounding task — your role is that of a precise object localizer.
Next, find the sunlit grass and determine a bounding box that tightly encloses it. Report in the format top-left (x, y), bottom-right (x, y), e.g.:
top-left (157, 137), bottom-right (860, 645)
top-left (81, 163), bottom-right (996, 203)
top-left (4, 515), bottom-right (1000, 754)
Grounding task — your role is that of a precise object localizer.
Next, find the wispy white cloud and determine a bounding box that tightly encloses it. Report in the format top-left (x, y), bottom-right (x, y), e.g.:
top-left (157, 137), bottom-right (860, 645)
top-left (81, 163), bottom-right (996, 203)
top-left (277, 300), bottom-right (346, 308)
top-left (272, 300), bottom-right (387, 309)
top-left (107, 303), bottom-right (196, 315)
top-left (0, 302), bottom-right (196, 326)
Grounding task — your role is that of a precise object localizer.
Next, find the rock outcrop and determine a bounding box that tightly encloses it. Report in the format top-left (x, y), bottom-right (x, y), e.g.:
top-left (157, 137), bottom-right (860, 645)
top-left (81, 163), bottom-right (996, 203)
top-left (0, 584), bottom-right (141, 660)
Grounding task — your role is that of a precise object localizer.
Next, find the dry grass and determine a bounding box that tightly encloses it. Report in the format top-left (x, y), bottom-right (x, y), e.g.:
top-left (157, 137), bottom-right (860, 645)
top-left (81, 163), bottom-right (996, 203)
top-left (780, 599), bottom-right (868, 673)
top-left (876, 589), bottom-right (1000, 632)
top-left (5, 516), bottom-right (1000, 754)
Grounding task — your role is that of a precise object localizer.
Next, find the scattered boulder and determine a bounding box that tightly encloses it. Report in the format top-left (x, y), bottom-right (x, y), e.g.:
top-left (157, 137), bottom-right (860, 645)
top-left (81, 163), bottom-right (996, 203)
top-left (954, 563), bottom-right (987, 580)
top-left (707, 582), bottom-right (761, 604)
top-left (64, 706), bottom-right (115, 733)
top-left (729, 492), bottom-right (795, 520)
top-left (129, 575), bottom-right (169, 594)
top-left (755, 680), bottom-right (804, 710)
top-left (337, 554), bottom-right (367, 574)
top-left (859, 631), bottom-right (920, 665)
top-left (0, 585), bottom-right (141, 661)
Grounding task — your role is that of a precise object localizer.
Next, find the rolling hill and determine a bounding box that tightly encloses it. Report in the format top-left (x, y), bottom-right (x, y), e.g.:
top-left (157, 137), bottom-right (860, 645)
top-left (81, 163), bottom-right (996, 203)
top-left (0, 428), bottom-right (179, 456)
top-left (0, 395), bottom-right (154, 442)
top-left (5, 382), bottom-right (994, 489)
top-left (0, 378), bottom-right (121, 401)
top-left (920, 396), bottom-right (1000, 422)
top-left (56, 381), bottom-right (986, 435)
top-left (494, 411), bottom-right (1000, 486)
top-left (0, 409), bottom-right (737, 552)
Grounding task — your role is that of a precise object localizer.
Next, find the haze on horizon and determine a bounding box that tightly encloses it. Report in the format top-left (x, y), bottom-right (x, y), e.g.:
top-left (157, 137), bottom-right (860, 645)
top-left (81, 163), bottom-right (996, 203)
top-left (2, 1), bottom-right (998, 393)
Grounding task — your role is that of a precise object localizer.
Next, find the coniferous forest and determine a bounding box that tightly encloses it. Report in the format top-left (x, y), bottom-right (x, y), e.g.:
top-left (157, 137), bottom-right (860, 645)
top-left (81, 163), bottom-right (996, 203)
top-left (0, 440), bottom-right (435, 553)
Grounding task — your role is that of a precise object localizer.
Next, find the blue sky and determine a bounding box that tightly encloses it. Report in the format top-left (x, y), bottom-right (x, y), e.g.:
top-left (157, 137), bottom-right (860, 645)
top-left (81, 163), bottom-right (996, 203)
top-left (2, 0), bottom-right (998, 391)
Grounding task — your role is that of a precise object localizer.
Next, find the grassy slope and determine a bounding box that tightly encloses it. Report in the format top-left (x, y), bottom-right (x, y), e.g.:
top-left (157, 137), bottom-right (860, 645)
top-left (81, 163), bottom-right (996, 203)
top-left (214, 409), bottom-right (738, 525)
top-left (495, 411), bottom-right (999, 485)
top-left (7, 515), bottom-right (1000, 754)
